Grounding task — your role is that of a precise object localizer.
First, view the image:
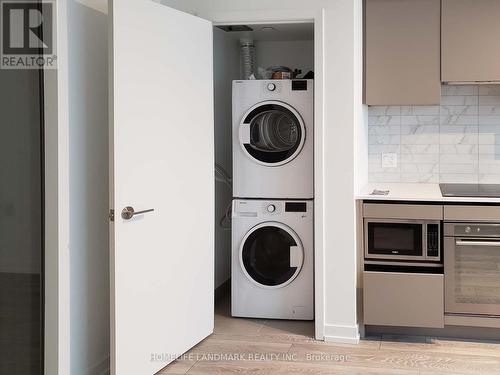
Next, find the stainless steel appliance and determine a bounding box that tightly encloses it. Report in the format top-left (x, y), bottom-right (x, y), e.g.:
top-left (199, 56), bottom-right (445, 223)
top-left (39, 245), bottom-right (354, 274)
top-left (362, 203), bottom-right (445, 329)
top-left (440, 183), bottom-right (500, 198)
top-left (444, 222), bottom-right (500, 316)
top-left (365, 219), bottom-right (441, 262)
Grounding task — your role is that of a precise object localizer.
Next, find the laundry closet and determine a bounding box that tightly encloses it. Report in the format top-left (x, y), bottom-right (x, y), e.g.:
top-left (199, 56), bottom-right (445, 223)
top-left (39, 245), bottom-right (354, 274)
top-left (102, 2), bottom-right (320, 372)
top-left (212, 22), bottom-right (315, 321)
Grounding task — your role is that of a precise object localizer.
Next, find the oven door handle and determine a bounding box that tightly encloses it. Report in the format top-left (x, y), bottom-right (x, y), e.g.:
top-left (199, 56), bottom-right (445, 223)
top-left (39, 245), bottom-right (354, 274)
top-left (456, 240), bottom-right (500, 247)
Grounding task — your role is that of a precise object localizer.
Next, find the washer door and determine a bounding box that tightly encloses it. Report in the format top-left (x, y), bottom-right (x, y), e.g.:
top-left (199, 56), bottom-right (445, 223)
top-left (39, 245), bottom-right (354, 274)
top-left (239, 222), bottom-right (304, 289)
top-left (239, 101), bottom-right (305, 166)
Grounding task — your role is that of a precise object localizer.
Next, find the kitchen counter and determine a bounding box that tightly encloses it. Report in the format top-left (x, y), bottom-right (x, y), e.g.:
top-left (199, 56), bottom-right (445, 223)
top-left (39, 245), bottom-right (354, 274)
top-left (357, 183), bottom-right (500, 203)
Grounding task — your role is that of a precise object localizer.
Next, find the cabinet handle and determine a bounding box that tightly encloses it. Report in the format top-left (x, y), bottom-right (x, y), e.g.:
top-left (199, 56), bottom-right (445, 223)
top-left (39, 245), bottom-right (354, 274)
top-left (456, 240), bottom-right (500, 247)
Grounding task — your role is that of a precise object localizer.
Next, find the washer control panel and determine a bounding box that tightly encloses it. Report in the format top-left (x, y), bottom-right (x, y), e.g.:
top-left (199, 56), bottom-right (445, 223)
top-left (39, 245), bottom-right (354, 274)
top-left (233, 200), bottom-right (310, 218)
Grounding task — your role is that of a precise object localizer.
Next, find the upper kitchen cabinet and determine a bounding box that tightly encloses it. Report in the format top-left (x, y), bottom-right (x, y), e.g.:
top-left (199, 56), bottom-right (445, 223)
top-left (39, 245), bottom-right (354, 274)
top-left (364, 0), bottom-right (441, 105)
top-left (442, 0), bottom-right (500, 83)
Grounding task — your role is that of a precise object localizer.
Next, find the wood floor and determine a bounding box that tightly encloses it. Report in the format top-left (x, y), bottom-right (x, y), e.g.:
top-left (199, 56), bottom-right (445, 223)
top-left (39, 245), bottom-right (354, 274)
top-left (158, 296), bottom-right (500, 375)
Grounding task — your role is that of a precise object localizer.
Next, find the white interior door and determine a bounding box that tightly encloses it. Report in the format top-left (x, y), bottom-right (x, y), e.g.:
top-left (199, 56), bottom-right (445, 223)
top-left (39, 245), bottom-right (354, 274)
top-left (109, 1), bottom-right (214, 374)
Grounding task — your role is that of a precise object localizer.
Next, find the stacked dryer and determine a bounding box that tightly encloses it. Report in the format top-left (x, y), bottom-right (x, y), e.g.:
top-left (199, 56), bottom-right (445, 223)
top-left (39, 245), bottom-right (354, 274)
top-left (231, 79), bottom-right (314, 320)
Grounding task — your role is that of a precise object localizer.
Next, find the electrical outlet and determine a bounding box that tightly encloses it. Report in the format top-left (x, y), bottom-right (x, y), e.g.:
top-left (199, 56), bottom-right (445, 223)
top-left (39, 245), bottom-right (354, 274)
top-left (382, 153), bottom-right (398, 168)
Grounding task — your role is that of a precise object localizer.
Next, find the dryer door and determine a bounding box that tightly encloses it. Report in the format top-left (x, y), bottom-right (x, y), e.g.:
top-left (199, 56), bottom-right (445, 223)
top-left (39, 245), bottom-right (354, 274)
top-left (240, 222), bottom-right (304, 288)
top-left (239, 101), bottom-right (306, 166)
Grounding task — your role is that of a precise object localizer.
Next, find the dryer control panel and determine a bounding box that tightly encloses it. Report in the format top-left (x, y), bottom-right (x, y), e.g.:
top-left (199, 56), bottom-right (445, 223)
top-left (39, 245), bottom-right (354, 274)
top-left (285, 202), bottom-right (307, 212)
top-left (261, 80), bottom-right (282, 94)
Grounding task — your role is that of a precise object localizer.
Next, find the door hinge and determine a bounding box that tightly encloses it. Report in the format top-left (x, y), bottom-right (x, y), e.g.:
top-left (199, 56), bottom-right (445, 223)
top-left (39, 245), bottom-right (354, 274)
top-left (109, 209), bottom-right (115, 222)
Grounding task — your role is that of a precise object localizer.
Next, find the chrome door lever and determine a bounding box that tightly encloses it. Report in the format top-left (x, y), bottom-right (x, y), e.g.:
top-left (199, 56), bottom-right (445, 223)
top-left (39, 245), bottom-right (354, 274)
top-left (121, 206), bottom-right (154, 220)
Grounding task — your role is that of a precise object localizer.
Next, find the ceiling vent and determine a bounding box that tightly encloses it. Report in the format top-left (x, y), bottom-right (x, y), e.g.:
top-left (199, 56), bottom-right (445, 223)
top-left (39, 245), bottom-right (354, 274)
top-left (216, 25), bottom-right (253, 32)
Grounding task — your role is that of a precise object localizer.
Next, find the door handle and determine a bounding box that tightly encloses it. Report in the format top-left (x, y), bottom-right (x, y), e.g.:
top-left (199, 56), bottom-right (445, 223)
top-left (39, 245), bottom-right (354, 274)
top-left (456, 240), bottom-right (500, 247)
top-left (121, 206), bottom-right (154, 220)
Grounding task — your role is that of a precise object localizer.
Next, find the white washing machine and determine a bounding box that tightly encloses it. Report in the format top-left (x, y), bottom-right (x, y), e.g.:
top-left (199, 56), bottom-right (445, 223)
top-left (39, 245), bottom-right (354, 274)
top-left (232, 80), bottom-right (313, 199)
top-left (231, 199), bottom-right (313, 320)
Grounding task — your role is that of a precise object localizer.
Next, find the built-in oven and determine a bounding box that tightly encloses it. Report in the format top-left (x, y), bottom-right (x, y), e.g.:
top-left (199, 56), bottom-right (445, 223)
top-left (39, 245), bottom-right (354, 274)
top-left (444, 222), bottom-right (500, 316)
top-left (365, 219), bottom-right (441, 262)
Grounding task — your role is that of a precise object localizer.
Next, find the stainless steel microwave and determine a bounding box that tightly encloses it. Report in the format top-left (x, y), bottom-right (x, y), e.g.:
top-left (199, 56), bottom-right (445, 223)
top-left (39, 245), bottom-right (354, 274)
top-left (364, 219), bottom-right (441, 261)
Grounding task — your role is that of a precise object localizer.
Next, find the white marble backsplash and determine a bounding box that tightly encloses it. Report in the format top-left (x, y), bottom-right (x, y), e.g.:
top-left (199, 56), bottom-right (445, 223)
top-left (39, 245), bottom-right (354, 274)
top-left (368, 85), bottom-right (500, 183)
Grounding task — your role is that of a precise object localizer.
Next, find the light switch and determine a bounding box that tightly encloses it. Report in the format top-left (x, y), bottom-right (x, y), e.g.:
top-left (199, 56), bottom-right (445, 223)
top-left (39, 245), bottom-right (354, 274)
top-left (382, 153), bottom-right (398, 168)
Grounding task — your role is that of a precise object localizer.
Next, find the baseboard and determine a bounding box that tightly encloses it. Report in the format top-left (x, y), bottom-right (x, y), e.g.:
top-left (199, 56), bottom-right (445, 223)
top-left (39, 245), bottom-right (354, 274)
top-left (87, 355), bottom-right (110, 375)
top-left (366, 324), bottom-right (500, 341)
top-left (323, 323), bottom-right (360, 344)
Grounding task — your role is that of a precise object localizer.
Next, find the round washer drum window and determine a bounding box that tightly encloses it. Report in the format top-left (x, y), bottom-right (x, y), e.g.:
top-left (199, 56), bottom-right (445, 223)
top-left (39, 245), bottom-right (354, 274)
top-left (242, 103), bottom-right (304, 165)
top-left (241, 225), bottom-right (303, 287)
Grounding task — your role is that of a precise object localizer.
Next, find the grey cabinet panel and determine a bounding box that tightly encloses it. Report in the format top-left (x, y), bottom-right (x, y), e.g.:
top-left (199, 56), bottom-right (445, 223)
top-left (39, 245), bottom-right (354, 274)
top-left (444, 205), bottom-right (500, 222)
top-left (363, 271), bottom-right (444, 328)
top-left (364, 0), bottom-right (441, 105)
top-left (442, 0), bottom-right (500, 83)
top-left (363, 203), bottom-right (443, 220)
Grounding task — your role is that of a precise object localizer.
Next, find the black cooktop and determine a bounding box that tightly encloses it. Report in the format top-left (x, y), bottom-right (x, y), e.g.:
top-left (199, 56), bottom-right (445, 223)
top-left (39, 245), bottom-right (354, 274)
top-left (439, 183), bottom-right (500, 198)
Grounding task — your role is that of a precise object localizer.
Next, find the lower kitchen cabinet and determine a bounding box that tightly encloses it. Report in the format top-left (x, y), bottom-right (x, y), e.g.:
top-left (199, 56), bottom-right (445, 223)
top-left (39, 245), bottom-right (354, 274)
top-left (363, 271), bottom-right (444, 328)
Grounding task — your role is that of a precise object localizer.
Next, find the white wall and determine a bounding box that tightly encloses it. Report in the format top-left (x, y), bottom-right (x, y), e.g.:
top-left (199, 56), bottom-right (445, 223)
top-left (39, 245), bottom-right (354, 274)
top-left (213, 28), bottom-right (238, 288)
top-left (255, 40), bottom-right (314, 76)
top-left (46, 1), bottom-right (110, 373)
top-left (162, 0), bottom-right (364, 343)
top-left (44, 0), bottom-right (70, 372)
top-left (48, 6), bottom-right (364, 374)
top-left (67, 1), bottom-right (110, 374)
